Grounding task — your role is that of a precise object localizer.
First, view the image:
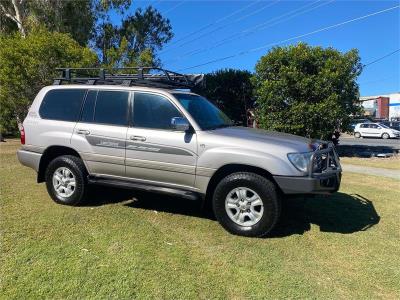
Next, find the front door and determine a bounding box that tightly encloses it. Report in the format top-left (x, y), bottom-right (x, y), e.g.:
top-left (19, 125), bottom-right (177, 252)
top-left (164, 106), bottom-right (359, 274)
top-left (368, 124), bottom-right (381, 137)
top-left (71, 90), bottom-right (130, 177)
top-left (125, 92), bottom-right (197, 188)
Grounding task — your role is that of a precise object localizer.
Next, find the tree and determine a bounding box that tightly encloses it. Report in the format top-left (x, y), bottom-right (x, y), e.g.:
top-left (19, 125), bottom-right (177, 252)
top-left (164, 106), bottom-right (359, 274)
top-left (253, 43), bottom-right (362, 139)
top-left (96, 5), bottom-right (173, 67)
top-left (0, 0), bottom-right (94, 45)
top-left (193, 69), bottom-right (253, 125)
top-left (0, 29), bottom-right (98, 135)
top-left (1, 1), bottom-right (173, 67)
top-left (0, 0), bottom-right (26, 36)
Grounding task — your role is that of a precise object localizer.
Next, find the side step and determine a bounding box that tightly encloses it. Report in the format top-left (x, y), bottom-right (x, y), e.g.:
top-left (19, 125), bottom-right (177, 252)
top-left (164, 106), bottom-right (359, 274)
top-left (87, 176), bottom-right (200, 201)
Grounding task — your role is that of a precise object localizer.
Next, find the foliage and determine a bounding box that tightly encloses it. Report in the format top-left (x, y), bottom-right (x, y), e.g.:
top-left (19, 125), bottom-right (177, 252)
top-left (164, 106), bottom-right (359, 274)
top-left (0, 29), bottom-right (98, 135)
top-left (0, 1), bottom-right (172, 67)
top-left (96, 5), bottom-right (173, 67)
top-left (253, 43), bottom-right (362, 139)
top-left (193, 69), bottom-right (253, 125)
top-left (0, 0), bottom-right (95, 45)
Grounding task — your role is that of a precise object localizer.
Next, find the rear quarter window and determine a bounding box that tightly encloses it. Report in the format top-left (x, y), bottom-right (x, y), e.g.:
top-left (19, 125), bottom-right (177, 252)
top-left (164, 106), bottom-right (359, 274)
top-left (39, 89), bottom-right (87, 122)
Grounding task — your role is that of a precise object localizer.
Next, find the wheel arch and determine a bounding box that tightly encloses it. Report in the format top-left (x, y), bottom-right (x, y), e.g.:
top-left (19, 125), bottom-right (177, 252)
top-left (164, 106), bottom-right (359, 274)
top-left (204, 163), bottom-right (280, 206)
top-left (37, 146), bottom-right (84, 183)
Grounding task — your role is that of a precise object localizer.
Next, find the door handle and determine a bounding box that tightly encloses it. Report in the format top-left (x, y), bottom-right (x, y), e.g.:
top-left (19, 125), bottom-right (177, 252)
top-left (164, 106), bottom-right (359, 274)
top-left (130, 135), bottom-right (146, 142)
top-left (76, 129), bottom-right (90, 135)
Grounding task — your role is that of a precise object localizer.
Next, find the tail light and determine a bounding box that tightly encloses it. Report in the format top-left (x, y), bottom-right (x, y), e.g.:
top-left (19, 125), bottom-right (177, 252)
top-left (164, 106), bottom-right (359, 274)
top-left (20, 125), bottom-right (25, 145)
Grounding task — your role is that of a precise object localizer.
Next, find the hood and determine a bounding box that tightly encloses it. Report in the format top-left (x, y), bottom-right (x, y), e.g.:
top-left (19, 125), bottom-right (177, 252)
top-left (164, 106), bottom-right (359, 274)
top-left (205, 126), bottom-right (315, 153)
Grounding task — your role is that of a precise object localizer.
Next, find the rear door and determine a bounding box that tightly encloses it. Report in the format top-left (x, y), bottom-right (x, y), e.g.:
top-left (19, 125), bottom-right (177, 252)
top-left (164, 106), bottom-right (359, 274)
top-left (125, 92), bottom-right (197, 188)
top-left (71, 90), bottom-right (130, 177)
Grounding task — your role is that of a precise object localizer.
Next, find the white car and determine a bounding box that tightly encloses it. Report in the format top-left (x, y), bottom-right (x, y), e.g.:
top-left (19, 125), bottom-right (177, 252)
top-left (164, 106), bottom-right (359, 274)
top-left (354, 123), bottom-right (400, 139)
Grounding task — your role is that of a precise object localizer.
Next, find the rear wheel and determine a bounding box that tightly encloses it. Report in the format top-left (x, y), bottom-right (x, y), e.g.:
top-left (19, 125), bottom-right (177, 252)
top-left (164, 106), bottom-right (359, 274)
top-left (354, 132), bottom-right (361, 138)
top-left (212, 172), bottom-right (281, 237)
top-left (382, 133), bottom-right (390, 139)
top-left (45, 155), bottom-right (88, 205)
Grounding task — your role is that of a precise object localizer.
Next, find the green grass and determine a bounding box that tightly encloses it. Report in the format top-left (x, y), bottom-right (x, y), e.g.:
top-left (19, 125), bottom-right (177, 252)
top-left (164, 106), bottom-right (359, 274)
top-left (1, 139), bottom-right (400, 299)
top-left (340, 156), bottom-right (400, 170)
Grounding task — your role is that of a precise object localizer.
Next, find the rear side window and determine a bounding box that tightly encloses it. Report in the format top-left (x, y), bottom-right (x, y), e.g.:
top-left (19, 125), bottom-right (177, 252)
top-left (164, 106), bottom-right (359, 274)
top-left (132, 93), bottom-right (182, 130)
top-left (39, 89), bottom-right (86, 122)
top-left (94, 91), bottom-right (129, 126)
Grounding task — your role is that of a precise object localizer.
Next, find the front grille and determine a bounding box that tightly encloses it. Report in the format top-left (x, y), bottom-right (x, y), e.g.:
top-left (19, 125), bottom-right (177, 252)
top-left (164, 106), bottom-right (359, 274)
top-left (310, 143), bottom-right (340, 175)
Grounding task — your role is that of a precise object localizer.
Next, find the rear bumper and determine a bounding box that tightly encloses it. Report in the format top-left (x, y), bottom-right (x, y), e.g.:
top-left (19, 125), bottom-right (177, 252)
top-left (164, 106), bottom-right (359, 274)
top-left (274, 172), bottom-right (341, 194)
top-left (17, 149), bottom-right (41, 172)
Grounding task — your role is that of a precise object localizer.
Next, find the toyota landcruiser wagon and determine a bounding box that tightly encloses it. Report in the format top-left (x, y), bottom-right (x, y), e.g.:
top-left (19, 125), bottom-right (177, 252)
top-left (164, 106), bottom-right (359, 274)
top-left (17, 67), bottom-right (341, 237)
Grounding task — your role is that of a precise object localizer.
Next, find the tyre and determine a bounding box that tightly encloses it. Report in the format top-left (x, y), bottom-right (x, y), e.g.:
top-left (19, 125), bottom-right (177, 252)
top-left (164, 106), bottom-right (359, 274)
top-left (45, 155), bottom-right (88, 205)
top-left (212, 172), bottom-right (281, 237)
top-left (354, 132), bottom-right (361, 138)
top-left (382, 133), bottom-right (390, 139)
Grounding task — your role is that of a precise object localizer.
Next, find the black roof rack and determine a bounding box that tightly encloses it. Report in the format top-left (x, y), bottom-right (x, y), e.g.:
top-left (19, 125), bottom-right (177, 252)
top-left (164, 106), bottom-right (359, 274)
top-left (53, 67), bottom-right (205, 89)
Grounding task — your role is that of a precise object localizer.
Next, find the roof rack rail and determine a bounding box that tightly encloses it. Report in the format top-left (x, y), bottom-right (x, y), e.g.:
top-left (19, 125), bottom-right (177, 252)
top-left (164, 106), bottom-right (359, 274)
top-left (53, 67), bottom-right (205, 89)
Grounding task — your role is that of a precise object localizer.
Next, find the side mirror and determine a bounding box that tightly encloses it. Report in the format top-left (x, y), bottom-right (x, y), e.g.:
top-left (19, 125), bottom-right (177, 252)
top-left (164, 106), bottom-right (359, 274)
top-left (171, 117), bottom-right (190, 131)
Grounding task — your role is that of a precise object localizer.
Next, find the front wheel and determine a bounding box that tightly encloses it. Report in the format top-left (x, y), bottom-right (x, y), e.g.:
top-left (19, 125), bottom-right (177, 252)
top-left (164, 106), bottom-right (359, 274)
top-left (45, 155), bottom-right (88, 205)
top-left (212, 172), bottom-right (281, 237)
top-left (354, 132), bottom-right (361, 138)
top-left (382, 133), bottom-right (390, 139)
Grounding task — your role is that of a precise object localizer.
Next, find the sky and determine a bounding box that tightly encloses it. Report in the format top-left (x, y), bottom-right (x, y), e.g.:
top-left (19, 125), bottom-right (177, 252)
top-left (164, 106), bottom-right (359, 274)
top-left (112, 0), bottom-right (400, 97)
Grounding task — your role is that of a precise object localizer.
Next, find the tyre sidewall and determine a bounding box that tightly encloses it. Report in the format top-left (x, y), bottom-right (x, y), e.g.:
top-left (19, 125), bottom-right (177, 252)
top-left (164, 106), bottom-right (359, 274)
top-left (45, 156), bottom-right (87, 205)
top-left (213, 173), bottom-right (280, 237)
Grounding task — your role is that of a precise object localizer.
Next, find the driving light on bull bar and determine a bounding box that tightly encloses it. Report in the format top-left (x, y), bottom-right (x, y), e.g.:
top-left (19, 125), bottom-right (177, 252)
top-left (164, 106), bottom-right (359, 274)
top-left (287, 152), bottom-right (313, 173)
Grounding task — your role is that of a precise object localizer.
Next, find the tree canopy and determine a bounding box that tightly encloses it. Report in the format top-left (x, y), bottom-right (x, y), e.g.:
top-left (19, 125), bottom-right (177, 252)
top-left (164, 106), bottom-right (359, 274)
top-left (253, 43), bottom-right (362, 139)
top-left (0, 0), bottom-right (173, 67)
top-left (0, 29), bottom-right (98, 135)
top-left (193, 69), bottom-right (253, 125)
top-left (96, 6), bottom-right (173, 67)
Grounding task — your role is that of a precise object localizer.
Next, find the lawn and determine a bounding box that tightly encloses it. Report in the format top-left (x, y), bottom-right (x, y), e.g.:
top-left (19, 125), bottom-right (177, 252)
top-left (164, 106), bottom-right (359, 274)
top-left (1, 139), bottom-right (399, 299)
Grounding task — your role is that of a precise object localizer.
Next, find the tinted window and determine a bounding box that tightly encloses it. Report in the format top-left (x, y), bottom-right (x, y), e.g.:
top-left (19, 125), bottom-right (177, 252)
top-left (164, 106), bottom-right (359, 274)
top-left (360, 124), bottom-right (368, 128)
top-left (369, 124), bottom-right (378, 128)
top-left (39, 89), bottom-right (86, 122)
top-left (133, 93), bottom-right (182, 129)
top-left (81, 90), bottom-right (97, 123)
top-left (94, 91), bottom-right (129, 126)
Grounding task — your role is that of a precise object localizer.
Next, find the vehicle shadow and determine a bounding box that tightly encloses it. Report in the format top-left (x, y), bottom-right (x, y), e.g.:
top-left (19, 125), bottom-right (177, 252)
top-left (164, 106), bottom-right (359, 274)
top-left (83, 186), bottom-right (212, 218)
top-left (337, 144), bottom-right (398, 157)
top-left (270, 192), bottom-right (380, 237)
top-left (84, 187), bottom-right (380, 237)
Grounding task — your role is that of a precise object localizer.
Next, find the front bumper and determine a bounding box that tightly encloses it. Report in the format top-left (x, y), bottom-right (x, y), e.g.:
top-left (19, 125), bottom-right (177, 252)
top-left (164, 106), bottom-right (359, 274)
top-left (274, 143), bottom-right (342, 194)
top-left (17, 149), bottom-right (41, 172)
top-left (390, 132), bottom-right (400, 138)
top-left (274, 172), bottom-right (341, 194)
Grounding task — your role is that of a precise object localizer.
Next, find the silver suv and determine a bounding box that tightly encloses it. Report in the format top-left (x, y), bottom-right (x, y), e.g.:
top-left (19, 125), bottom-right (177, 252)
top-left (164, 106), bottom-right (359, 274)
top-left (17, 68), bottom-right (341, 237)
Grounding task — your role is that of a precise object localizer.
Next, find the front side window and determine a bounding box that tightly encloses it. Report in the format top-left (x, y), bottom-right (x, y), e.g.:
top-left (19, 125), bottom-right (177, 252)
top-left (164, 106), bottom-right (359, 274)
top-left (132, 93), bottom-right (182, 130)
top-left (173, 93), bottom-right (232, 130)
top-left (39, 89), bottom-right (86, 122)
top-left (94, 91), bottom-right (129, 126)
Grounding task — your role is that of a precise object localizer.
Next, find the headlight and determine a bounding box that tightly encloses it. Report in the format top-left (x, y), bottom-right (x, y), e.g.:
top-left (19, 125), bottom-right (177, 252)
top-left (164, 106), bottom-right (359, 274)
top-left (287, 152), bottom-right (313, 172)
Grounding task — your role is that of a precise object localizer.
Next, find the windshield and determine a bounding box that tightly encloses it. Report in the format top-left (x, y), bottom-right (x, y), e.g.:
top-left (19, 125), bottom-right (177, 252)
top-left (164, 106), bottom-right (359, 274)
top-left (379, 123), bottom-right (390, 129)
top-left (173, 93), bottom-right (233, 130)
